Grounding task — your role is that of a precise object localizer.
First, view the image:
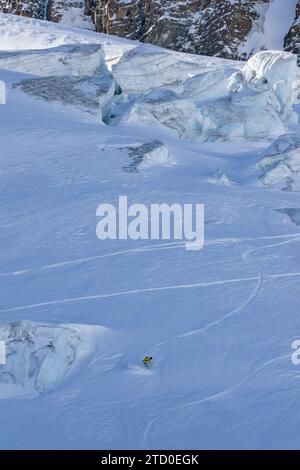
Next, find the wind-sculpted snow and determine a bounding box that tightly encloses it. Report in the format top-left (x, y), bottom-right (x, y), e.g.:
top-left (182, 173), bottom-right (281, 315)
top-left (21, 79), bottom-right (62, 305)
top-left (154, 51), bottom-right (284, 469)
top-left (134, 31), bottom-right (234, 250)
top-left (123, 91), bottom-right (203, 141)
top-left (112, 47), bottom-right (203, 95)
top-left (15, 74), bottom-right (116, 121)
top-left (0, 321), bottom-right (81, 397)
top-left (243, 51), bottom-right (299, 91)
top-left (116, 49), bottom-right (299, 141)
top-left (198, 88), bottom-right (286, 140)
top-left (0, 43), bottom-right (105, 77)
top-left (277, 208), bottom-right (300, 225)
top-left (182, 70), bottom-right (229, 102)
top-left (241, 50), bottom-right (300, 120)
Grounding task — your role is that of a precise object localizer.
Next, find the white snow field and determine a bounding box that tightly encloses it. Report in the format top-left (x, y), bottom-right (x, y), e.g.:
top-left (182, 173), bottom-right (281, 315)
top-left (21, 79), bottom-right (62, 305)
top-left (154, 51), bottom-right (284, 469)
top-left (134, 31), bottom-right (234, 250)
top-left (1, 13), bottom-right (300, 450)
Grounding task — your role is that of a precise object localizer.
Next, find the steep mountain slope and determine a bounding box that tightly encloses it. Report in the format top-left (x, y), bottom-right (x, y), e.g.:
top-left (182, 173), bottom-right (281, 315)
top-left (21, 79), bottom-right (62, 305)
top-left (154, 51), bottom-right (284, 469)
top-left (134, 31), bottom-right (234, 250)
top-left (0, 1), bottom-right (300, 60)
top-left (285, 0), bottom-right (300, 62)
top-left (87, 0), bottom-right (270, 59)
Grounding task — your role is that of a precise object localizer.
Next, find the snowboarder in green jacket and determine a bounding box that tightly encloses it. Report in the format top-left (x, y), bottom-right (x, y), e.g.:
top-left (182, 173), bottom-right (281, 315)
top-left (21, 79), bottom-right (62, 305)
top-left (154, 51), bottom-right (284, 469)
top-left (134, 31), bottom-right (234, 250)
top-left (143, 356), bottom-right (152, 369)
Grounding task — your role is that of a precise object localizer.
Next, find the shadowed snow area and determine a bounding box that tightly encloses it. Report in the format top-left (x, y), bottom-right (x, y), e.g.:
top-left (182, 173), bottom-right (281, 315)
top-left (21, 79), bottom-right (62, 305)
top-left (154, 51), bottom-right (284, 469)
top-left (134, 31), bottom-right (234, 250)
top-left (113, 48), bottom-right (300, 140)
top-left (277, 208), bottom-right (300, 225)
top-left (15, 74), bottom-right (116, 121)
top-left (0, 320), bottom-right (80, 397)
top-left (0, 320), bottom-right (113, 398)
top-left (257, 133), bottom-right (300, 191)
top-left (1, 13), bottom-right (300, 450)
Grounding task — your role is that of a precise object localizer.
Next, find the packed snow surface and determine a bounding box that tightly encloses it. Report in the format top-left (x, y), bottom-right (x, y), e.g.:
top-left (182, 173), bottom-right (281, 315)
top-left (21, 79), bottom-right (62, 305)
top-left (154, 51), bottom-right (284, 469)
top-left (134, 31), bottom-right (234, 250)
top-left (1, 14), bottom-right (300, 450)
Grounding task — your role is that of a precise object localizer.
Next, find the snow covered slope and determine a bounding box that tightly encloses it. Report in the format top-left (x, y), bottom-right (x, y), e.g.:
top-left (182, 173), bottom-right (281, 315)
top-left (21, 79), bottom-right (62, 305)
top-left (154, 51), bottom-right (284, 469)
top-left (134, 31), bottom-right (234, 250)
top-left (1, 14), bottom-right (300, 450)
top-left (1, 1), bottom-right (300, 61)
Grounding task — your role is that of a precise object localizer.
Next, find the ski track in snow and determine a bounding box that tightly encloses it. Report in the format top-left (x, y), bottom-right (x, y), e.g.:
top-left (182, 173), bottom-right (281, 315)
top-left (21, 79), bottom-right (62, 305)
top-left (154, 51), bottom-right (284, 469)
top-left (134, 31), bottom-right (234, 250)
top-left (143, 353), bottom-right (291, 449)
top-left (1, 13), bottom-right (300, 450)
top-left (1, 236), bottom-right (300, 316)
top-left (0, 276), bottom-right (261, 313)
top-left (143, 236), bottom-right (300, 449)
top-left (147, 236), bottom-right (300, 357)
top-left (0, 233), bottom-right (299, 279)
top-left (2, 271), bottom-right (300, 314)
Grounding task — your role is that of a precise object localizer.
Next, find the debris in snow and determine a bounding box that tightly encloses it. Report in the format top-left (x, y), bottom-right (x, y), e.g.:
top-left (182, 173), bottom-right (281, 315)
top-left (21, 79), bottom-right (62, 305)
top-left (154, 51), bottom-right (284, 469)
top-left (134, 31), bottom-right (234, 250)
top-left (208, 170), bottom-right (237, 186)
top-left (123, 141), bottom-right (170, 173)
top-left (276, 208), bottom-right (300, 225)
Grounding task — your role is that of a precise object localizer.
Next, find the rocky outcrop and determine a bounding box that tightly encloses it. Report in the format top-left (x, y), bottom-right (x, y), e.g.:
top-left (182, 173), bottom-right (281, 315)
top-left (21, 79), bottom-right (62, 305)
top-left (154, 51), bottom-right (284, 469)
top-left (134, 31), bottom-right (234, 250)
top-left (0, 0), bottom-right (47, 18)
top-left (0, 0), bottom-right (90, 23)
top-left (47, 1), bottom-right (80, 23)
top-left (285, 0), bottom-right (300, 63)
top-left (86, 0), bottom-right (270, 60)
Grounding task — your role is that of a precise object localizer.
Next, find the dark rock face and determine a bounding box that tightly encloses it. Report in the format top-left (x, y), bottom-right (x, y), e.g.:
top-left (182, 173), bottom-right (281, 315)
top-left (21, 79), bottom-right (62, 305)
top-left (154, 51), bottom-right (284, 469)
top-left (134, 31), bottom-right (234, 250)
top-left (285, 0), bottom-right (300, 63)
top-left (1, 0), bottom-right (300, 62)
top-left (0, 0), bottom-right (47, 18)
top-left (86, 0), bottom-right (270, 60)
top-left (0, 0), bottom-right (85, 22)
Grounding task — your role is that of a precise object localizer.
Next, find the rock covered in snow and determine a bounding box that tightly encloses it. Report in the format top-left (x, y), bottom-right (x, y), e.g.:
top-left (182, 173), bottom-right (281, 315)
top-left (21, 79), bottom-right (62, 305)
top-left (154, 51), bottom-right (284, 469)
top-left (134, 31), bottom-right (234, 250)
top-left (0, 43), bottom-right (105, 77)
top-left (0, 0), bottom-right (47, 18)
top-left (0, 0), bottom-right (94, 30)
top-left (0, 320), bottom-right (81, 396)
top-left (285, 0), bottom-right (300, 64)
top-left (87, 0), bottom-right (294, 61)
top-left (47, 0), bottom-right (94, 30)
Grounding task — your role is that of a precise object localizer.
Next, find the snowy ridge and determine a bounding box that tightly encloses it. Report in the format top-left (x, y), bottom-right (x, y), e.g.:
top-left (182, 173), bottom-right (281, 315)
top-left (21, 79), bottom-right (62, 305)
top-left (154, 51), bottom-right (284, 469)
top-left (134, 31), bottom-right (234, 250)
top-left (1, 2), bottom-right (300, 61)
